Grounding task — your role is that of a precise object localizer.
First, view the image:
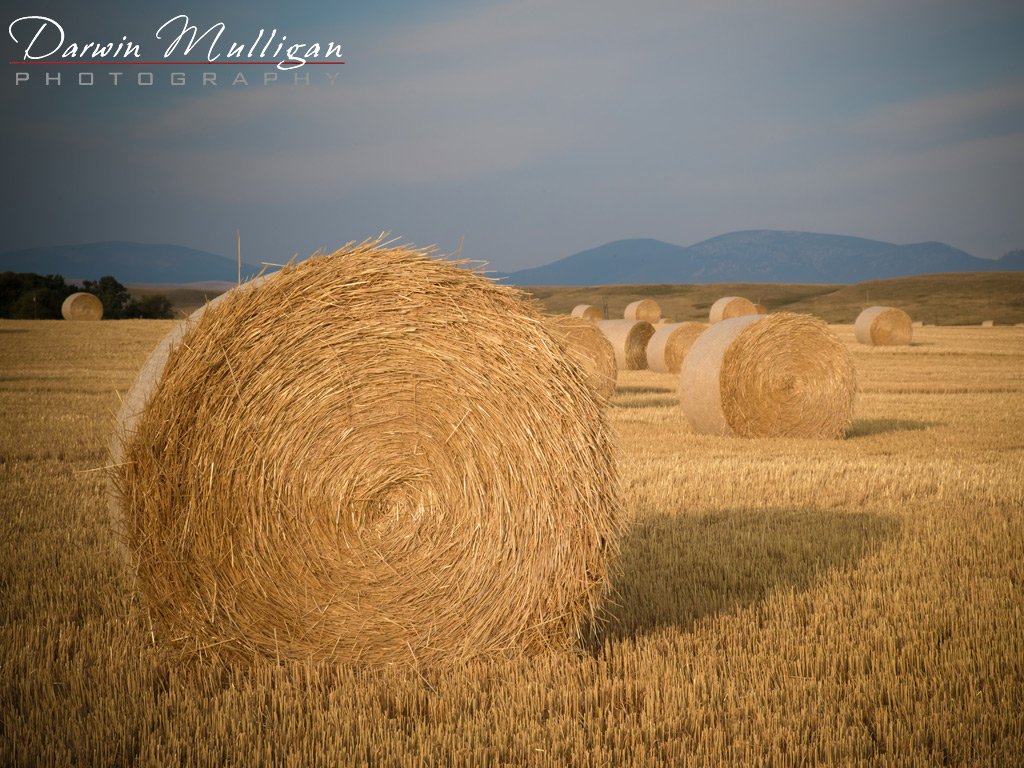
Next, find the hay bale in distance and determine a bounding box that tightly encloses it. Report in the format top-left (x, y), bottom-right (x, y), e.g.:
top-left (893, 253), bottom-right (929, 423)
top-left (854, 306), bottom-right (913, 346)
top-left (110, 238), bottom-right (622, 666)
top-left (596, 319), bottom-right (656, 370)
top-left (912, 321), bottom-right (924, 328)
top-left (709, 296), bottom-right (757, 323)
top-left (550, 316), bottom-right (617, 400)
top-left (571, 304), bottom-right (603, 322)
top-left (646, 321), bottom-right (708, 374)
top-left (624, 299), bottom-right (661, 323)
top-left (679, 312), bottom-right (856, 439)
top-left (61, 292), bottom-right (103, 321)
top-left (981, 320), bottom-right (994, 327)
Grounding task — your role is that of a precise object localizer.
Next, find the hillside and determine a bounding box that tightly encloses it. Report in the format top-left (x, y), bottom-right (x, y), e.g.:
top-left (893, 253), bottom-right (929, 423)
top-left (504, 230), bottom-right (1021, 286)
top-left (0, 242), bottom-right (261, 284)
top-left (523, 272), bottom-right (1024, 326)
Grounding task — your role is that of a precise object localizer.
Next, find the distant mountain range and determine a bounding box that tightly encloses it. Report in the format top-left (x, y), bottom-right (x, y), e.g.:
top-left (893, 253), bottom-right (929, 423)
top-left (500, 231), bottom-right (1024, 285)
top-left (0, 241), bottom-right (261, 284)
top-left (1, 232), bottom-right (1021, 286)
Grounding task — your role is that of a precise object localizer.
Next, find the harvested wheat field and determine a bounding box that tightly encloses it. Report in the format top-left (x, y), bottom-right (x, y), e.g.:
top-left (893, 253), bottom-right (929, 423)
top-left (1, 318), bottom-right (1022, 766)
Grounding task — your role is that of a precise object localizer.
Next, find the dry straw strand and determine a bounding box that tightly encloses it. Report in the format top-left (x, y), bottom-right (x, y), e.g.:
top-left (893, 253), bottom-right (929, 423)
top-left (679, 312), bottom-right (856, 438)
top-left (549, 316), bottom-right (617, 400)
top-left (854, 306), bottom-right (913, 346)
top-left (709, 296), bottom-right (757, 324)
top-left (109, 237), bottom-right (621, 667)
top-left (646, 322), bottom-right (708, 374)
top-left (596, 320), bottom-right (656, 370)
top-left (61, 292), bottom-right (103, 321)
top-left (623, 299), bottom-right (661, 323)
top-left (571, 304), bottom-right (603, 322)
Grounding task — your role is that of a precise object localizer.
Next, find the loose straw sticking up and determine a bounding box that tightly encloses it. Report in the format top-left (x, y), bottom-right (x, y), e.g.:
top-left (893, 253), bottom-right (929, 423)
top-left (680, 312), bottom-right (856, 438)
top-left (109, 237), bottom-right (621, 667)
top-left (624, 299), bottom-right (661, 323)
top-left (61, 292), bottom-right (103, 321)
top-left (646, 322), bottom-right (708, 374)
top-left (549, 316), bottom-right (617, 400)
top-left (854, 306), bottom-right (913, 346)
top-left (709, 296), bottom-right (757, 324)
top-left (571, 304), bottom-right (603, 322)
top-left (596, 320), bottom-right (656, 370)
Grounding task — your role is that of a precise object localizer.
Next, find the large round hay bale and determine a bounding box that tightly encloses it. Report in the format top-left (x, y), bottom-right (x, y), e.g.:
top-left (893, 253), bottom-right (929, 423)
top-left (549, 316), bottom-right (617, 400)
top-left (571, 304), bottom-right (603, 322)
top-left (623, 299), bottom-right (661, 323)
top-left (61, 292), bottom-right (103, 321)
top-left (596, 319), bottom-right (656, 370)
top-left (854, 306), bottom-right (913, 346)
top-left (679, 312), bottom-right (856, 438)
top-left (709, 296), bottom-right (757, 323)
top-left (646, 321), bottom-right (708, 374)
top-left (110, 239), bottom-right (621, 666)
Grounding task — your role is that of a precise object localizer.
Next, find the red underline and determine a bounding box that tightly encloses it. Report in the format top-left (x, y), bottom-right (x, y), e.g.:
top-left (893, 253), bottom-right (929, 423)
top-left (9, 60), bottom-right (344, 65)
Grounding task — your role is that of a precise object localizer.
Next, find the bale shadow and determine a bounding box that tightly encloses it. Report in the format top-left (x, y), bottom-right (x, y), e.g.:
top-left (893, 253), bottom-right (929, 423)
top-left (846, 418), bottom-right (940, 438)
top-left (592, 508), bottom-right (899, 645)
top-left (611, 397), bottom-right (678, 409)
top-left (615, 385), bottom-right (675, 395)
top-left (0, 328), bottom-right (29, 334)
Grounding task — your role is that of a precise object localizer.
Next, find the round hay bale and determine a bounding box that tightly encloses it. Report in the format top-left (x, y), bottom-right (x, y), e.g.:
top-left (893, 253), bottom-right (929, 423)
top-left (623, 299), bottom-right (661, 323)
top-left (679, 312), bottom-right (856, 439)
top-left (61, 292), bottom-right (103, 321)
top-left (981, 320), bottom-right (994, 327)
top-left (110, 239), bottom-right (621, 666)
top-left (571, 304), bottom-right (603, 322)
top-left (646, 321), bottom-right (708, 374)
top-left (549, 316), bottom-right (617, 400)
top-left (854, 306), bottom-right (913, 346)
top-left (754, 303), bottom-right (767, 315)
top-left (596, 320), bottom-right (656, 370)
top-left (709, 296), bottom-right (757, 324)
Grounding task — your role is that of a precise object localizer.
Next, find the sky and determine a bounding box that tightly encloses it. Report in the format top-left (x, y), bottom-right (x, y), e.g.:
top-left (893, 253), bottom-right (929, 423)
top-left (2, 0), bottom-right (1023, 272)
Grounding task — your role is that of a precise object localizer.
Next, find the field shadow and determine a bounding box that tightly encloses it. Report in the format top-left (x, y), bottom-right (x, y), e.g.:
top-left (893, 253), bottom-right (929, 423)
top-left (0, 328), bottom-right (29, 334)
top-left (592, 508), bottom-right (899, 646)
top-left (615, 385), bottom-right (675, 395)
top-left (846, 418), bottom-right (940, 438)
top-left (611, 397), bottom-right (678, 409)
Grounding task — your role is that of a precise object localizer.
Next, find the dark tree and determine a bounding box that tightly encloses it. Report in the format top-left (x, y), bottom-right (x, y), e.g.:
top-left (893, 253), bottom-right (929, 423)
top-left (0, 272), bottom-right (75, 318)
top-left (126, 294), bottom-right (174, 319)
top-left (81, 276), bottom-right (132, 319)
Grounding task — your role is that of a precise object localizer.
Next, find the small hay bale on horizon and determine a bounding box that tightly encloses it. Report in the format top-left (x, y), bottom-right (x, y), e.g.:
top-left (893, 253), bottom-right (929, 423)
top-left (109, 238), bottom-right (622, 667)
top-left (571, 304), bottom-right (603, 322)
top-left (855, 306), bottom-right (913, 346)
top-left (679, 312), bottom-right (856, 439)
top-left (981, 320), bottom-right (994, 327)
top-left (646, 321), bottom-right (708, 374)
top-left (549, 316), bottom-right (617, 400)
top-left (709, 296), bottom-right (757, 324)
top-left (623, 299), bottom-right (661, 323)
top-left (61, 292), bottom-right (103, 321)
top-left (596, 319), bottom-right (656, 370)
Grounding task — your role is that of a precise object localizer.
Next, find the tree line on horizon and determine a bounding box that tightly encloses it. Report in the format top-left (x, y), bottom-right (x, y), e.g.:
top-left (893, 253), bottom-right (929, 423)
top-left (0, 272), bottom-right (174, 320)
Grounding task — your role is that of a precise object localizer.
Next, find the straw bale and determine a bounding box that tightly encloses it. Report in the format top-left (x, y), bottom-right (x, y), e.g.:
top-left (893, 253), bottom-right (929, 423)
top-left (981, 320), bottom-right (994, 327)
top-left (679, 312), bottom-right (856, 438)
top-left (109, 238), bottom-right (621, 666)
top-left (596, 320), bottom-right (656, 370)
top-left (623, 299), bottom-right (661, 323)
top-left (646, 322), bottom-right (708, 374)
top-left (709, 296), bottom-right (757, 323)
top-left (854, 306), bottom-right (913, 346)
top-left (571, 304), bottom-right (603, 322)
top-left (61, 292), bottom-right (103, 321)
top-left (549, 316), bottom-right (617, 400)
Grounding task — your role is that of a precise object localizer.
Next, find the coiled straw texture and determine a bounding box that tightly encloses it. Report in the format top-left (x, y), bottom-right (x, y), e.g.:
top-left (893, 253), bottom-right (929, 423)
top-left (596, 320), bottom-right (656, 370)
top-left (110, 238), bottom-right (621, 666)
top-left (549, 316), bottom-right (617, 400)
top-left (571, 304), bottom-right (603, 322)
top-left (709, 296), bottom-right (757, 324)
top-left (646, 322), bottom-right (708, 374)
top-left (623, 299), bottom-right (661, 323)
top-left (679, 312), bottom-right (856, 438)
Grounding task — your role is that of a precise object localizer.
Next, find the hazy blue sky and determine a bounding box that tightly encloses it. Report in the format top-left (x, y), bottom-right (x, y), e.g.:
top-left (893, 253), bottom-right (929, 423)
top-left (3, 0), bottom-right (1023, 271)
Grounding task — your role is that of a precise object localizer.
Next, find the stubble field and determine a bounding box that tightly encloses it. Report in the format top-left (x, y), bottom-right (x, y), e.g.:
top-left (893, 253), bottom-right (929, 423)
top-left (1, 319), bottom-right (1021, 766)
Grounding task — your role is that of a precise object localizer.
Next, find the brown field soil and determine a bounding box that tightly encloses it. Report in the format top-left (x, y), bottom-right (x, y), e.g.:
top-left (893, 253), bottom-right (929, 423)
top-left (523, 271), bottom-right (1024, 326)
top-left (1, 319), bottom-right (1022, 765)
